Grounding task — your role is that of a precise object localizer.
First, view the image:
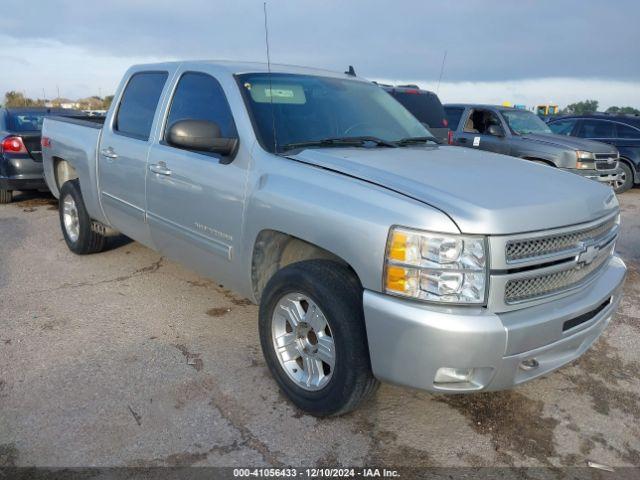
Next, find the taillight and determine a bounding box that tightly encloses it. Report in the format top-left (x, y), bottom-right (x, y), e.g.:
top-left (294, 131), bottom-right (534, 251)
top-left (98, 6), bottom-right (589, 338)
top-left (448, 130), bottom-right (454, 145)
top-left (41, 137), bottom-right (52, 148)
top-left (1, 136), bottom-right (28, 154)
top-left (405, 89), bottom-right (420, 94)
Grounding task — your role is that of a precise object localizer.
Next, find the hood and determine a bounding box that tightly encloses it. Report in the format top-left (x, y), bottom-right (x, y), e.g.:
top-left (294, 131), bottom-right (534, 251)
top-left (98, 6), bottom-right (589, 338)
top-left (289, 145), bottom-right (618, 235)
top-left (519, 133), bottom-right (617, 154)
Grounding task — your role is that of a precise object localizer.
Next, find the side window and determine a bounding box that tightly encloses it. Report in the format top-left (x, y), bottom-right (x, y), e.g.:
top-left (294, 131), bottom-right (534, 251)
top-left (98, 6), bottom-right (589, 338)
top-left (548, 119), bottom-right (576, 136)
top-left (464, 109), bottom-right (500, 134)
top-left (444, 107), bottom-right (465, 131)
top-left (616, 123), bottom-right (640, 139)
top-left (577, 120), bottom-right (615, 139)
top-left (164, 72), bottom-right (237, 152)
top-left (115, 71), bottom-right (168, 140)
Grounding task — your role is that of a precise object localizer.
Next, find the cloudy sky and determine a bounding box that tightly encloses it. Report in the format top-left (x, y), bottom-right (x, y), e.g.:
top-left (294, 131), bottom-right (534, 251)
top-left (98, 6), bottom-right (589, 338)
top-left (2, 0), bottom-right (639, 109)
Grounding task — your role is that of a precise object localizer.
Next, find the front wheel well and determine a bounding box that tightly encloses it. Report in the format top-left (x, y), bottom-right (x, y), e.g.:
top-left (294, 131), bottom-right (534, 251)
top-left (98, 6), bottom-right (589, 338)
top-left (251, 230), bottom-right (357, 302)
top-left (521, 157), bottom-right (555, 167)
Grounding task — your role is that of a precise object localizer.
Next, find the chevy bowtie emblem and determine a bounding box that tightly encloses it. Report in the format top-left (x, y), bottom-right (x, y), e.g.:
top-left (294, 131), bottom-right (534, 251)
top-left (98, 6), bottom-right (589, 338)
top-left (577, 244), bottom-right (599, 266)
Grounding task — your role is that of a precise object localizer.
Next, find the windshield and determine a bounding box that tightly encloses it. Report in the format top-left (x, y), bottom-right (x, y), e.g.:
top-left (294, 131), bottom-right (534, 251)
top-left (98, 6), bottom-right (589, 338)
top-left (501, 109), bottom-right (552, 135)
top-left (237, 73), bottom-right (430, 153)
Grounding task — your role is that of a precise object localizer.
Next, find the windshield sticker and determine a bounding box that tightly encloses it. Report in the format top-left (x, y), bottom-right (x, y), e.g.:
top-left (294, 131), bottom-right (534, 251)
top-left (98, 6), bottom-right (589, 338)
top-left (473, 136), bottom-right (481, 147)
top-left (248, 83), bottom-right (306, 104)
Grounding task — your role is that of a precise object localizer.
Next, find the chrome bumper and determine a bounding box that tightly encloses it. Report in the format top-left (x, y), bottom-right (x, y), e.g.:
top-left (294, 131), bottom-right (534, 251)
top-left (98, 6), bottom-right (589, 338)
top-left (571, 168), bottom-right (621, 183)
top-left (363, 256), bottom-right (626, 392)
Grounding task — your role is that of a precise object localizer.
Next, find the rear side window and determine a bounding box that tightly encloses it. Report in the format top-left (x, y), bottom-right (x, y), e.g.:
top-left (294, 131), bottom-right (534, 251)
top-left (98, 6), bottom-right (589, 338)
top-left (616, 123), bottom-right (640, 139)
top-left (444, 107), bottom-right (465, 131)
top-left (115, 71), bottom-right (168, 140)
top-left (165, 72), bottom-right (237, 142)
top-left (577, 120), bottom-right (615, 139)
top-left (548, 119), bottom-right (577, 136)
top-left (390, 91), bottom-right (447, 128)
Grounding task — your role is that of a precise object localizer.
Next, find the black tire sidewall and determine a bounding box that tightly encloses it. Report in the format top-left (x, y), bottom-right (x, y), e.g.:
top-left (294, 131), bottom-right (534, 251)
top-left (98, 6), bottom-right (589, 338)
top-left (259, 261), bottom-right (372, 416)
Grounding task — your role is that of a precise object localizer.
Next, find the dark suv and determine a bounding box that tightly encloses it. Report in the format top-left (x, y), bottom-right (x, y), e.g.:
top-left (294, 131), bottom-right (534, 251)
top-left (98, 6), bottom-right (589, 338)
top-left (548, 114), bottom-right (640, 193)
top-left (383, 85), bottom-right (450, 143)
top-left (0, 107), bottom-right (77, 203)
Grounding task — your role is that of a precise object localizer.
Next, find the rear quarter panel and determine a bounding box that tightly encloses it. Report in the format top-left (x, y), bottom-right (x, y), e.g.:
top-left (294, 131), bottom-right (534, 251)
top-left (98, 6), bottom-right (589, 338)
top-left (42, 118), bottom-right (106, 223)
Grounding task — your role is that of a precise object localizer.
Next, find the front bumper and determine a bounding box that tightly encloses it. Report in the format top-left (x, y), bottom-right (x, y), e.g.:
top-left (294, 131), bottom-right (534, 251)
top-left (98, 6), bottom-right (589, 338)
top-left (0, 154), bottom-right (46, 191)
top-left (570, 168), bottom-right (621, 184)
top-left (363, 256), bottom-right (626, 392)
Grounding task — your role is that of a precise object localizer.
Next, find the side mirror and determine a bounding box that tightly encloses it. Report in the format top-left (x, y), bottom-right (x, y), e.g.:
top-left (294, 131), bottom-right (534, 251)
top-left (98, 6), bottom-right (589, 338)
top-left (487, 124), bottom-right (505, 137)
top-left (167, 119), bottom-right (238, 159)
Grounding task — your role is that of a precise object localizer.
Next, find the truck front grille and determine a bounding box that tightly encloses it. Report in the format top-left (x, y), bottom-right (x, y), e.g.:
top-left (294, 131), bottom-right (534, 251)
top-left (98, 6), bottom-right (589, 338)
top-left (505, 216), bottom-right (617, 262)
top-left (504, 245), bottom-right (613, 303)
top-left (594, 153), bottom-right (619, 171)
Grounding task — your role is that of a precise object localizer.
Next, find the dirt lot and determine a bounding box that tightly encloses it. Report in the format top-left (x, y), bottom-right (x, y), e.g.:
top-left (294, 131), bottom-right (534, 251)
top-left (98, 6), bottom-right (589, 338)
top-left (1, 190), bottom-right (639, 469)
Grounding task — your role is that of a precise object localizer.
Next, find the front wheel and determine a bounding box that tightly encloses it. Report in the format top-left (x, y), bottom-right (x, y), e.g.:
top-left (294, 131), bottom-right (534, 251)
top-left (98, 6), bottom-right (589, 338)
top-left (59, 180), bottom-right (106, 254)
top-left (613, 162), bottom-right (633, 194)
top-left (259, 260), bottom-right (379, 416)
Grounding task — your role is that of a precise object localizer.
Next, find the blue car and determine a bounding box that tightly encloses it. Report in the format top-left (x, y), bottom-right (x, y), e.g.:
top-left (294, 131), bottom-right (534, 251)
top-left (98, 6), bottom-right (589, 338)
top-left (548, 114), bottom-right (640, 193)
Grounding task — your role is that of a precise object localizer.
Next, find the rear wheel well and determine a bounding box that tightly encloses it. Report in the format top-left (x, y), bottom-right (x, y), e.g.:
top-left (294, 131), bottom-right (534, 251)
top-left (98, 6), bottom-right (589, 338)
top-left (251, 230), bottom-right (356, 301)
top-left (53, 157), bottom-right (79, 192)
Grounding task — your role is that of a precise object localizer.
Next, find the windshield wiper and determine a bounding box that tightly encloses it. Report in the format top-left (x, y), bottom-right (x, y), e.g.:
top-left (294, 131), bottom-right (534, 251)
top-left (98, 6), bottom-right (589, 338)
top-left (281, 136), bottom-right (398, 152)
top-left (393, 136), bottom-right (441, 146)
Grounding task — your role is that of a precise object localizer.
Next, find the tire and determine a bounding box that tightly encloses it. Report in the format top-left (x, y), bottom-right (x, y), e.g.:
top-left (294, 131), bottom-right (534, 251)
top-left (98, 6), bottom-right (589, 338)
top-left (59, 179), bottom-right (106, 254)
top-left (0, 189), bottom-right (12, 204)
top-left (259, 260), bottom-right (379, 416)
top-left (613, 162), bottom-right (633, 194)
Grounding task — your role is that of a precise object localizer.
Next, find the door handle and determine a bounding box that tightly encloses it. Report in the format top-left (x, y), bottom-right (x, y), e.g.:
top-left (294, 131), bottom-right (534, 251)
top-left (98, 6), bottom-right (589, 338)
top-left (100, 148), bottom-right (118, 159)
top-left (149, 162), bottom-right (172, 176)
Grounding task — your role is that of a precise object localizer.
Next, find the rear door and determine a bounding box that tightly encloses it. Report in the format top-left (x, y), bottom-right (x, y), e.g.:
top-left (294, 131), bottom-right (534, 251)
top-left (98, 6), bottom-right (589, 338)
top-left (146, 70), bottom-right (246, 283)
top-left (98, 71), bottom-right (169, 246)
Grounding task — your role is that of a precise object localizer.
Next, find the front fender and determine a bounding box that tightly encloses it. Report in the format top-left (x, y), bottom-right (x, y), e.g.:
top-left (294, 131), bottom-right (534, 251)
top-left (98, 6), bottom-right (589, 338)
top-left (240, 158), bottom-right (459, 294)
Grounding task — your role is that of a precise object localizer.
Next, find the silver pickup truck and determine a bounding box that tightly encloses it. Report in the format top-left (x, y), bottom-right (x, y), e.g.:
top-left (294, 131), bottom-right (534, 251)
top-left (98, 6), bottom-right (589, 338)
top-left (42, 61), bottom-right (626, 416)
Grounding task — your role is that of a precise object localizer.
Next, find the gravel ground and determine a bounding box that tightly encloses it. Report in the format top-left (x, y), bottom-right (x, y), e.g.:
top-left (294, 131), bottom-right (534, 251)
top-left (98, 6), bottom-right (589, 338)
top-left (0, 189), bottom-right (639, 469)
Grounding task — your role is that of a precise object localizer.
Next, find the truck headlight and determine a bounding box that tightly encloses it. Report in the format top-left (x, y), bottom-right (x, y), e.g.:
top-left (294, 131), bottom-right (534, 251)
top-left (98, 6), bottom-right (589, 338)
top-left (576, 151), bottom-right (595, 169)
top-left (384, 227), bottom-right (487, 304)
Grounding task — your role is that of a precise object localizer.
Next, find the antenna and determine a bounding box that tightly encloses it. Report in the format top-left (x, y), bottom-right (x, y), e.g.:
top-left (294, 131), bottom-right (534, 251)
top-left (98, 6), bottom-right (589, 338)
top-left (263, 2), bottom-right (278, 153)
top-left (436, 50), bottom-right (447, 94)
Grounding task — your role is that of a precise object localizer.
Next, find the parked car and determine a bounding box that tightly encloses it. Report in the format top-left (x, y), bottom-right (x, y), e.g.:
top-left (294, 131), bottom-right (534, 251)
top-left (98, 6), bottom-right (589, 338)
top-left (42, 61), bottom-right (625, 416)
top-left (382, 85), bottom-right (450, 143)
top-left (548, 114), bottom-right (640, 193)
top-left (0, 107), bottom-right (78, 203)
top-left (444, 104), bottom-right (624, 192)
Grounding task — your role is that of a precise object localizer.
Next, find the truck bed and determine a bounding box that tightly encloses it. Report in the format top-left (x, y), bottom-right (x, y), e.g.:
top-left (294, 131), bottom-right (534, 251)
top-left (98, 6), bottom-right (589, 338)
top-left (47, 114), bottom-right (105, 129)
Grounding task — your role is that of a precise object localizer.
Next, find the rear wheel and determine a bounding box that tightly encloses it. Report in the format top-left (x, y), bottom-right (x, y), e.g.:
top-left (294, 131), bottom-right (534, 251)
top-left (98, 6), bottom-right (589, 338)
top-left (259, 260), bottom-right (379, 416)
top-left (0, 189), bottom-right (12, 204)
top-left (613, 162), bottom-right (633, 194)
top-left (59, 180), bottom-right (106, 254)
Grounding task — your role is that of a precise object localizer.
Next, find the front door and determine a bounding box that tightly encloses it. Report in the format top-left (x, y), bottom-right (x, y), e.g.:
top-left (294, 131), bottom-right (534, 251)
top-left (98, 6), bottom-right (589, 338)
top-left (146, 71), bottom-right (247, 283)
top-left (98, 71), bottom-right (169, 246)
top-left (456, 108), bottom-right (511, 156)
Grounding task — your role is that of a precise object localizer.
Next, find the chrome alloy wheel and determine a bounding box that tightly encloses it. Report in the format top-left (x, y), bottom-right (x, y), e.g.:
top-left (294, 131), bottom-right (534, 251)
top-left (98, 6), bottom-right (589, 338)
top-left (271, 293), bottom-right (335, 391)
top-left (613, 170), bottom-right (626, 190)
top-left (62, 194), bottom-right (80, 243)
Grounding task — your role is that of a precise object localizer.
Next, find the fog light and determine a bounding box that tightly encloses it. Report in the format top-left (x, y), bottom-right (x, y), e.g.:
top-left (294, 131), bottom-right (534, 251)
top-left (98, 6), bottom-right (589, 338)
top-left (434, 367), bottom-right (474, 384)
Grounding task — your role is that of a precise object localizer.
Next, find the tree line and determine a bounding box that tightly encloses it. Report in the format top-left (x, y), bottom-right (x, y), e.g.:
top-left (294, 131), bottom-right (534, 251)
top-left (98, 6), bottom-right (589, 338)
top-left (560, 100), bottom-right (639, 116)
top-left (2, 91), bottom-right (114, 110)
